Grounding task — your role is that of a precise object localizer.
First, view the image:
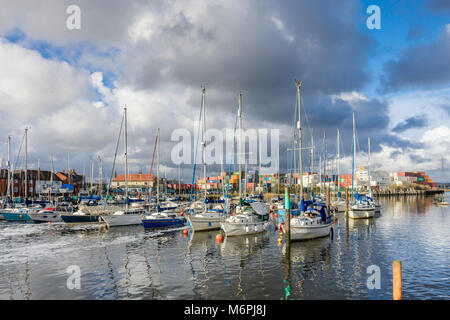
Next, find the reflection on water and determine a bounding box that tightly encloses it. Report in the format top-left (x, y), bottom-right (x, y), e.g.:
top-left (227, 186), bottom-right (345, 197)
top-left (0, 194), bottom-right (448, 300)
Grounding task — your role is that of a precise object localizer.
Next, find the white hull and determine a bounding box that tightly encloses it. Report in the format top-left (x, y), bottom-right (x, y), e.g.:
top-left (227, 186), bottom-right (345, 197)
top-left (290, 223), bottom-right (332, 241)
top-left (102, 214), bottom-right (143, 227)
top-left (348, 208), bottom-right (375, 219)
top-left (188, 216), bottom-right (224, 231)
top-left (28, 212), bottom-right (63, 223)
top-left (221, 221), bottom-right (271, 236)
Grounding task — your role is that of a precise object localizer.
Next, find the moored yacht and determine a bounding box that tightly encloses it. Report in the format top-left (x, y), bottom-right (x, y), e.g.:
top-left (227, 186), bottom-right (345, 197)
top-left (290, 201), bottom-right (333, 241)
top-left (220, 201), bottom-right (272, 237)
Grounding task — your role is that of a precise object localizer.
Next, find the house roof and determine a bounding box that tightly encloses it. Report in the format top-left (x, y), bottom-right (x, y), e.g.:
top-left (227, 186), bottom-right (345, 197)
top-left (12, 170), bottom-right (61, 181)
top-left (113, 173), bottom-right (155, 182)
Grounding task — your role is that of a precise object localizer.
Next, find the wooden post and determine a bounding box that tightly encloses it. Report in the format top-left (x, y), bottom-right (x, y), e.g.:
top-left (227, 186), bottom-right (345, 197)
top-left (393, 261), bottom-right (402, 300)
top-left (326, 185), bottom-right (330, 211)
top-left (284, 186), bottom-right (290, 245)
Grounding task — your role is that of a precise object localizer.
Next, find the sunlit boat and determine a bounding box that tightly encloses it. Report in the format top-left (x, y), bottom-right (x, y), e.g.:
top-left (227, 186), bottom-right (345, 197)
top-left (188, 210), bottom-right (226, 231)
top-left (28, 205), bottom-right (73, 223)
top-left (221, 201), bottom-right (272, 237)
top-left (348, 194), bottom-right (375, 219)
top-left (101, 205), bottom-right (147, 227)
top-left (290, 201), bottom-right (333, 241)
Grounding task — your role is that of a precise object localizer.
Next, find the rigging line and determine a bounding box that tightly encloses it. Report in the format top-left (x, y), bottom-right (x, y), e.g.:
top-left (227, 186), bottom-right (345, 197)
top-left (104, 110), bottom-right (124, 208)
top-left (225, 105), bottom-right (239, 208)
top-left (3, 132), bottom-right (25, 206)
top-left (145, 131), bottom-right (159, 203)
top-left (189, 93), bottom-right (204, 210)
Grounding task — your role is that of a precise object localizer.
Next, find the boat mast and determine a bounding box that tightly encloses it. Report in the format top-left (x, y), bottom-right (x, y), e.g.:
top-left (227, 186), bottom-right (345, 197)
top-left (98, 155), bottom-right (102, 197)
top-left (351, 112), bottom-right (356, 202)
top-left (7, 136), bottom-right (11, 201)
top-left (258, 139), bottom-right (262, 193)
top-left (124, 107), bottom-right (128, 211)
top-left (37, 158), bottom-right (40, 199)
top-left (178, 163), bottom-right (181, 197)
top-left (67, 152), bottom-right (70, 185)
top-left (238, 91), bottom-right (243, 202)
top-left (296, 80), bottom-right (303, 201)
top-left (368, 137), bottom-right (371, 195)
top-left (89, 156), bottom-right (93, 195)
top-left (311, 131), bottom-right (314, 197)
top-left (324, 130), bottom-right (327, 196)
top-left (157, 128), bottom-right (160, 206)
top-left (201, 87), bottom-right (207, 206)
top-left (24, 127), bottom-right (28, 202)
top-left (337, 129), bottom-right (340, 195)
top-left (50, 154), bottom-right (54, 204)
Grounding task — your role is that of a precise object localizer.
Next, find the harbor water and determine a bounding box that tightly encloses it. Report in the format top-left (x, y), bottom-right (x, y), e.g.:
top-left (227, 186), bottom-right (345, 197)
top-left (0, 194), bottom-right (448, 300)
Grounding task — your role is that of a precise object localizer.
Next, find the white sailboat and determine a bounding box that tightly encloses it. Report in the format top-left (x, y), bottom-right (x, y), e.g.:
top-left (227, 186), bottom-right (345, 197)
top-left (102, 107), bottom-right (146, 227)
top-left (289, 81), bottom-right (333, 240)
top-left (221, 92), bottom-right (271, 236)
top-left (348, 113), bottom-right (375, 219)
top-left (188, 87), bottom-right (226, 231)
top-left (332, 129), bottom-right (346, 212)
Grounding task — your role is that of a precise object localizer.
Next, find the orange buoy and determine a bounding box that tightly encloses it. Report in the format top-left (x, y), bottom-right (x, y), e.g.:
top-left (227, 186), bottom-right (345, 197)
top-left (183, 229), bottom-right (189, 234)
top-left (47, 222), bottom-right (51, 225)
top-left (232, 212), bottom-right (237, 216)
top-left (180, 211), bottom-right (184, 216)
top-left (216, 234), bottom-right (224, 243)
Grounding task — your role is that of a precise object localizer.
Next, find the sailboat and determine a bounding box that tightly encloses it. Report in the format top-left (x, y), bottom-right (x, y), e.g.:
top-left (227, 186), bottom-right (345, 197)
top-left (221, 92), bottom-right (272, 236)
top-left (102, 107), bottom-right (148, 227)
top-left (348, 113), bottom-right (375, 219)
top-left (289, 81), bottom-right (333, 240)
top-left (366, 137), bottom-right (381, 213)
top-left (141, 128), bottom-right (186, 229)
top-left (332, 129), bottom-right (346, 212)
top-left (2, 128), bottom-right (45, 222)
top-left (188, 87), bottom-right (227, 231)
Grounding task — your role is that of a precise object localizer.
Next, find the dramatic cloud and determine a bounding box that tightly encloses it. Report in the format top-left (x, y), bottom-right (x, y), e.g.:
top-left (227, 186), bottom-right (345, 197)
top-left (392, 114), bottom-right (428, 133)
top-left (380, 24), bottom-right (450, 92)
top-left (0, 0), bottom-right (448, 182)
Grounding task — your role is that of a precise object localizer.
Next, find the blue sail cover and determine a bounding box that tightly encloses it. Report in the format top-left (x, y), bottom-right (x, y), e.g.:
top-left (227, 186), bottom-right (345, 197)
top-left (61, 184), bottom-right (74, 190)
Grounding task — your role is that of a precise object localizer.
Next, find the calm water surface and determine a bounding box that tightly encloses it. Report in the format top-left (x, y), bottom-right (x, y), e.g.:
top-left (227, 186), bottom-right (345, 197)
top-left (0, 194), bottom-right (448, 300)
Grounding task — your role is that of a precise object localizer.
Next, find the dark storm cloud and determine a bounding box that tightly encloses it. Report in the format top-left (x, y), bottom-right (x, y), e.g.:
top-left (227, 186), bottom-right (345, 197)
top-left (380, 26), bottom-right (450, 92)
top-left (392, 114), bottom-right (428, 133)
top-left (426, 0), bottom-right (450, 13)
top-left (121, 0), bottom-right (373, 112)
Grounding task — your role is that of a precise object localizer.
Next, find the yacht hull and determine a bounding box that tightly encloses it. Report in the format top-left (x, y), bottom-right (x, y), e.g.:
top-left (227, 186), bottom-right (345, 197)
top-left (28, 212), bottom-right (63, 223)
top-left (1, 212), bottom-right (32, 222)
top-left (141, 217), bottom-right (186, 229)
top-left (60, 215), bottom-right (103, 224)
top-left (348, 209), bottom-right (375, 219)
top-left (220, 221), bottom-right (271, 237)
top-left (290, 223), bottom-right (332, 241)
top-left (187, 216), bottom-right (224, 231)
top-left (102, 214), bottom-right (143, 227)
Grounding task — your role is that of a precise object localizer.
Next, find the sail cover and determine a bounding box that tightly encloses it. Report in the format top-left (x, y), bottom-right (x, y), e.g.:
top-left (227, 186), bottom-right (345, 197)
top-left (250, 201), bottom-right (270, 215)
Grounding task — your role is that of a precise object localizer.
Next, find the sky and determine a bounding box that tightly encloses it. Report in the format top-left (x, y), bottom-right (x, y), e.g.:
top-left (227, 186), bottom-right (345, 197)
top-left (0, 0), bottom-right (449, 183)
